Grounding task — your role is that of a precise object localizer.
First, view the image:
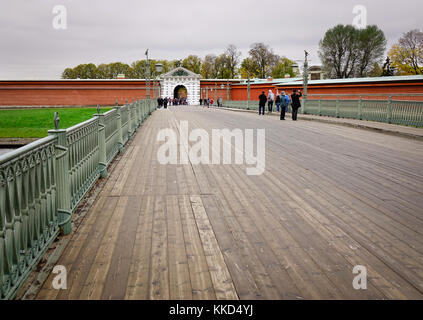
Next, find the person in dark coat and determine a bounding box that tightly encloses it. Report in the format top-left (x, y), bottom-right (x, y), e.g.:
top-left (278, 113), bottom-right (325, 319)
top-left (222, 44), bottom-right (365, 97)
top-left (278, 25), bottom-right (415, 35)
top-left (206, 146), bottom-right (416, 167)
top-left (290, 89), bottom-right (302, 121)
top-left (163, 97), bottom-right (168, 109)
top-left (258, 91), bottom-right (267, 115)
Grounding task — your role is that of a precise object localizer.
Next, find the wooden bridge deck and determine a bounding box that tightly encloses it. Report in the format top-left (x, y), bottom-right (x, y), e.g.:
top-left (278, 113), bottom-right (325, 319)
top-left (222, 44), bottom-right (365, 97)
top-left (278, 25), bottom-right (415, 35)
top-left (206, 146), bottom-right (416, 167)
top-left (36, 106), bottom-right (423, 300)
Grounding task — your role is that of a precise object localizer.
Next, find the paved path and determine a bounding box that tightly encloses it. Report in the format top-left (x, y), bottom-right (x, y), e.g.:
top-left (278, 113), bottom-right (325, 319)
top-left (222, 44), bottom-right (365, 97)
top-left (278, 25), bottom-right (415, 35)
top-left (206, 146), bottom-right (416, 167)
top-left (36, 106), bottom-right (423, 300)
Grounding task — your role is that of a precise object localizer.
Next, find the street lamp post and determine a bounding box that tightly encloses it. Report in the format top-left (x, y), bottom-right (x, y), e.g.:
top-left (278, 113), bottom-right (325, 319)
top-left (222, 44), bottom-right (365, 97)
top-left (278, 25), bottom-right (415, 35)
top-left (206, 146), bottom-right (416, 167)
top-left (155, 63), bottom-right (163, 99)
top-left (145, 49), bottom-right (150, 99)
top-left (247, 73), bottom-right (251, 110)
top-left (303, 50), bottom-right (309, 114)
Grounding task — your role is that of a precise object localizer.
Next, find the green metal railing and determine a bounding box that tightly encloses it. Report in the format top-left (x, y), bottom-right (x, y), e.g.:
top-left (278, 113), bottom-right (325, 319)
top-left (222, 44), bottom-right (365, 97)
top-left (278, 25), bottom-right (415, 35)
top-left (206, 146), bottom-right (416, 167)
top-left (0, 98), bottom-right (156, 300)
top-left (223, 94), bottom-right (423, 127)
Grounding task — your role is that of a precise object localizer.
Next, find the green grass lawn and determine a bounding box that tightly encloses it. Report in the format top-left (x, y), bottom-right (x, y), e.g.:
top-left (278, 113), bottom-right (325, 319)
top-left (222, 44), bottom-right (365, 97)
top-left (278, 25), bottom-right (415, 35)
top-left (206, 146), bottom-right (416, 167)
top-left (0, 108), bottom-right (112, 138)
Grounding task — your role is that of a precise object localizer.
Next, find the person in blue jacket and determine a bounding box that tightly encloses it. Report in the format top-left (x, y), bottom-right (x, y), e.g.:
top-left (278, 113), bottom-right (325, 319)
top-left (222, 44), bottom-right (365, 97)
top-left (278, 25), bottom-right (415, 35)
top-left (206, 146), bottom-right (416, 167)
top-left (280, 91), bottom-right (290, 120)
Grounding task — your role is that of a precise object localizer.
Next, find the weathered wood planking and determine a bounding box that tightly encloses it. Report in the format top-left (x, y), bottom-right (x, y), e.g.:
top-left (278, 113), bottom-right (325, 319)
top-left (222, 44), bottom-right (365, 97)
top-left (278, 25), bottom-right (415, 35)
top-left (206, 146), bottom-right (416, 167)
top-left (36, 106), bottom-right (423, 300)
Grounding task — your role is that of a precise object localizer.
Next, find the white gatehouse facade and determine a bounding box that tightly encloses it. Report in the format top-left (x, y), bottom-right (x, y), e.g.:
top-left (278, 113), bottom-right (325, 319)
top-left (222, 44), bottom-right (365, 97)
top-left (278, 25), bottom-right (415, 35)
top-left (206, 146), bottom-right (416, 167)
top-left (160, 67), bottom-right (201, 105)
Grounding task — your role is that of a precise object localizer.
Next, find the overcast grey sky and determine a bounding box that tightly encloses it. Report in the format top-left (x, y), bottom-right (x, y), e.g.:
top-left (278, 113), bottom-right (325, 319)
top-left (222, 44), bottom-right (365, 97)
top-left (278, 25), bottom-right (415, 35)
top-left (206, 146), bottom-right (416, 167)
top-left (0, 0), bottom-right (421, 79)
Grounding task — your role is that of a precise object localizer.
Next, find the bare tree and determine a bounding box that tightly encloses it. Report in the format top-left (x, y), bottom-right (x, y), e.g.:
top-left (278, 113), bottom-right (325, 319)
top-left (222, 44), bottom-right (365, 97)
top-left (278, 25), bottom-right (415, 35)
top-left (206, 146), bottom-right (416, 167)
top-left (225, 44), bottom-right (241, 78)
top-left (248, 43), bottom-right (279, 79)
top-left (392, 29), bottom-right (423, 74)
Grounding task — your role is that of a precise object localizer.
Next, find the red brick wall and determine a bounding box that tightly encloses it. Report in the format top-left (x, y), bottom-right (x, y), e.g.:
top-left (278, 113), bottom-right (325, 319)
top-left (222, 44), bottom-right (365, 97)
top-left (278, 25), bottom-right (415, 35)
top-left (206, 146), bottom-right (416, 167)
top-left (231, 82), bottom-right (423, 101)
top-left (0, 81), bottom-right (150, 106)
top-left (1, 79), bottom-right (422, 106)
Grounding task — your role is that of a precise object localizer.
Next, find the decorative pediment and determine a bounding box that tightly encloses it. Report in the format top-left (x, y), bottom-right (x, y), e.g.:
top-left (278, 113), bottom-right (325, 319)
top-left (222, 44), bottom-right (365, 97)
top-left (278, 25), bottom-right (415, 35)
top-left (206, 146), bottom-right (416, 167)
top-left (161, 67), bottom-right (201, 79)
top-left (172, 69), bottom-right (189, 76)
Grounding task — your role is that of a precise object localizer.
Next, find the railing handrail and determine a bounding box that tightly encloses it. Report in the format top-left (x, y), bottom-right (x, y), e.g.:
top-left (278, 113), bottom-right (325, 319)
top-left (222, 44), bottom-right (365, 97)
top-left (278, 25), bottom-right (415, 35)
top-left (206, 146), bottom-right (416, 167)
top-left (222, 98), bottom-right (423, 127)
top-left (1, 97), bottom-right (157, 300)
top-left (0, 135), bottom-right (56, 165)
top-left (306, 93), bottom-right (423, 97)
top-left (66, 115), bottom-right (99, 133)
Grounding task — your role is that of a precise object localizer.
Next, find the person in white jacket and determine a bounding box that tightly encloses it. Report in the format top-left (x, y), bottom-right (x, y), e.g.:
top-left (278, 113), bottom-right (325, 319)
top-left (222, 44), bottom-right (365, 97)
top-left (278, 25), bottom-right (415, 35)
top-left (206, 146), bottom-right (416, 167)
top-left (267, 90), bottom-right (275, 113)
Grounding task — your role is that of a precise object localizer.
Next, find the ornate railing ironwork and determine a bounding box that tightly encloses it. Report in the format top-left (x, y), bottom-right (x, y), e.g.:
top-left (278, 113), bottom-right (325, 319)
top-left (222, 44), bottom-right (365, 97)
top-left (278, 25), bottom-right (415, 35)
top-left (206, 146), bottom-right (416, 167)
top-left (222, 94), bottom-right (423, 127)
top-left (0, 98), bottom-right (156, 299)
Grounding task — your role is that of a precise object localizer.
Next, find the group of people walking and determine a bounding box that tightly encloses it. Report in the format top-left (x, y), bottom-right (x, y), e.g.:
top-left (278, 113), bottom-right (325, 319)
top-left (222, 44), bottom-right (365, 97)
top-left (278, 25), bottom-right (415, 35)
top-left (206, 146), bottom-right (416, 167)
top-left (157, 97), bottom-right (189, 108)
top-left (259, 89), bottom-right (303, 121)
top-left (199, 98), bottom-right (214, 107)
top-left (157, 97), bottom-right (169, 109)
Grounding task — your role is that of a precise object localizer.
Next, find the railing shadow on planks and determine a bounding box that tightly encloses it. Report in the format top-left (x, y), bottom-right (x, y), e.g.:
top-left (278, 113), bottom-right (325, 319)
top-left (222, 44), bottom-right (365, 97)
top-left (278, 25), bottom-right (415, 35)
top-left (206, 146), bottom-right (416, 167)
top-left (222, 93), bottom-right (423, 127)
top-left (0, 98), bottom-right (156, 300)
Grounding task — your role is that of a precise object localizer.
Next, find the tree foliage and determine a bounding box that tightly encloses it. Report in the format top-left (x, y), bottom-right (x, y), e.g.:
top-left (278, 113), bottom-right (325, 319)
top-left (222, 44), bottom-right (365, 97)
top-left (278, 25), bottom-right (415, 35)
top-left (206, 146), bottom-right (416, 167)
top-left (319, 24), bottom-right (386, 78)
top-left (272, 57), bottom-right (296, 78)
top-left (61, 44), bottom-right (294, 80)
top-left (182, 55), bottom-right (202, 74)
top-left (248, 43), bottom-right (279, 78)
top-left (240, 57), bottom-right (259, 79)
top-left (389, 29), bottom-right (423, 75)
top-left (201, 55), bottom-right (217, 78)
top-left (225, 44), bottom-right (241, 79)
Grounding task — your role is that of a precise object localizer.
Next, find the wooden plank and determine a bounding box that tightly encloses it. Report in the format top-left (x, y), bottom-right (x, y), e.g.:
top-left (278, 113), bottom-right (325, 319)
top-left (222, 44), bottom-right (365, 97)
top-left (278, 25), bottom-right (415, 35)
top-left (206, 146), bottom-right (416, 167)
top-left (124, 196), bottom-right (154, 299)
top-left (179, 195), bottom-right (216, 299)
top-left (190, 195), bottom-right (238, 300)
top-left (35, 194), bottom-right (108, 299)
top-left (56, 196), bottom-right (119, 300)
top-left (109, 146), bottom-right (140, 197)
top-left (78, 196), bottom-right (129, 299)
top-left (100, 195), bottom-right (142, 299)
top-left (201, 194), bottom-right (265, 300)
top-left (148, 196), bottom-right (170, 299)
top-left (166, 195), bottom-right (192, 299)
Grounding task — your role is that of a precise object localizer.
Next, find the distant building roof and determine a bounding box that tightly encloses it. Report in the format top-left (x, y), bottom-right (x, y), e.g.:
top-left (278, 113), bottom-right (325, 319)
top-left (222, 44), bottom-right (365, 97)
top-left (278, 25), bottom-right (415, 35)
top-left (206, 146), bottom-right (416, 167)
top-left (236, 77), bottom-right (303, 85)
top-left (276, 75), bottom-right (423, 86)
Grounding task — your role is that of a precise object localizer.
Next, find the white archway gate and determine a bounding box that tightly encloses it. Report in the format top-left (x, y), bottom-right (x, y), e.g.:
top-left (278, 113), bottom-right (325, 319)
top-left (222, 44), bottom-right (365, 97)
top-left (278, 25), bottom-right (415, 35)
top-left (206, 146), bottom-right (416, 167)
top-left (160, 67), bottom-right (201, 105)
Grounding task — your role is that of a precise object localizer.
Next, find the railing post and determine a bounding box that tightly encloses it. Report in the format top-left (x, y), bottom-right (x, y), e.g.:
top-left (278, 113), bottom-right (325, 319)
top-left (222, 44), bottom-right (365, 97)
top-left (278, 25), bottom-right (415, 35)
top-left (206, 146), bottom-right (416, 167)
top-left (318, 96), bottom-right (322, 116)
top-left (336, 96), bottom-right (340, 118)
top-left (95, 105), bottom-right (108, 178)
top-left (48, 115), bottom-right (72, 235)
top-left (303, 95), bottom-right (307, 114)
top-left (358, 95), bottom-right (363, 120)
top-left (141, 100), bottom-right (145, 120)
top-left (387, 95), bottom-right (392, 124)
top-left (137, 97), bottom-right (141, 126)
top-left (127, 99), bottom-right (132, 140)
top-left (115, 100), bottom-right (124, 153)
top-left (132, 99), bottom-right (137, 131)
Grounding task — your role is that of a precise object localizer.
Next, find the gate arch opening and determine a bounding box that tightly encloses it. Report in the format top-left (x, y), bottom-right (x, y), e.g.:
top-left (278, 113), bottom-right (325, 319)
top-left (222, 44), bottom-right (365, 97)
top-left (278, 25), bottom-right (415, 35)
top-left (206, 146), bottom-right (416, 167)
top-left (174, 85), bottom-right (188, 99)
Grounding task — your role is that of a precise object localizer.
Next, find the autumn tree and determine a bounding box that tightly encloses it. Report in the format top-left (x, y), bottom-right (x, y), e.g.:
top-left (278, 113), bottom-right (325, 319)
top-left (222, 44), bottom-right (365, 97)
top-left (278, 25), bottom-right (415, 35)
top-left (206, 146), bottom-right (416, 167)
top-left (389, 29), bottom-right (423, 75)
top-left (239, 57), bottom-right (259, 78)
